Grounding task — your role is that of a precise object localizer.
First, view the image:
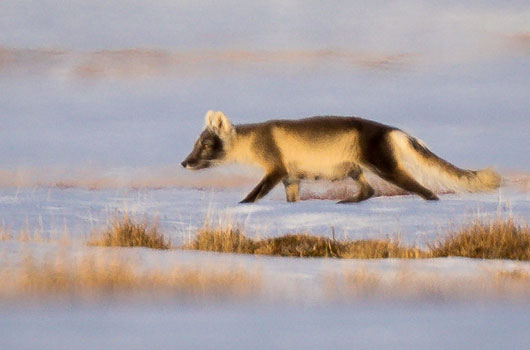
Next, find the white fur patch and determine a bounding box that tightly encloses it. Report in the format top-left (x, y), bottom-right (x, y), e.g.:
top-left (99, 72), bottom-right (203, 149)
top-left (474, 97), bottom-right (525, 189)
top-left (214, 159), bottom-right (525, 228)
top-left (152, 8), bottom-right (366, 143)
top-left (204, 110), bottom-right (233, 140)
top-left (389, 130), bottom-right (500, 192)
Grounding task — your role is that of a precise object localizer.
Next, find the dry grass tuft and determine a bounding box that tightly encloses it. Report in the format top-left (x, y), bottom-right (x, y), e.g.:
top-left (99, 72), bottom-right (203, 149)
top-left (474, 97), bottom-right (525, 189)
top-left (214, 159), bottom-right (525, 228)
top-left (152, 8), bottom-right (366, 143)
top-left (187, 218), bottom-right (529, 260)
top-left (254, 234), bottom-right (342, 257)
top-left (187, 225), bottom-right (256, 254)
top-left (0, 251), bottom-right (261, 301)
top-left (89, 215), bottom-right (170, 249)
top-left (340, 239), bottom-right (427, 259)
top-left (185, 228), bottom-right (427, 259)
top-left (430, 219), bottom-right (530, 260)
top-left (255, 234), bottom-right (426, 258)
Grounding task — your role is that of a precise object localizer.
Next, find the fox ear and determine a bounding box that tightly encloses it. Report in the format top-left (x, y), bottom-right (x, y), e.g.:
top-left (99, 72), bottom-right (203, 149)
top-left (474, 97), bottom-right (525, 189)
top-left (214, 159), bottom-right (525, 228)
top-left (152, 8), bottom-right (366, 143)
top-left (205, 110), bottom-right (233, 137)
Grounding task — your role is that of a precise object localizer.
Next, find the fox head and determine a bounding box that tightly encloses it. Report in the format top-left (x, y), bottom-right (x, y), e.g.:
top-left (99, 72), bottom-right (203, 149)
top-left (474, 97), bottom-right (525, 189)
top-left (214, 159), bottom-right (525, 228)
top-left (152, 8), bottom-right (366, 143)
top-left (181, 110), bottom-right (234, 170)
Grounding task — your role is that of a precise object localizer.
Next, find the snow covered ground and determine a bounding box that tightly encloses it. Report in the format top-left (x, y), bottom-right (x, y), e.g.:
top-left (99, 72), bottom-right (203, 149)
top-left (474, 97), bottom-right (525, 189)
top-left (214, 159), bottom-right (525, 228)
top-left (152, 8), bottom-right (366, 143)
top-left (1, 186), bottom-right (530, 349)
top-left (2, 302), bottom-right (529, 350)
top-left (1, 185), bottom-right (528, 245)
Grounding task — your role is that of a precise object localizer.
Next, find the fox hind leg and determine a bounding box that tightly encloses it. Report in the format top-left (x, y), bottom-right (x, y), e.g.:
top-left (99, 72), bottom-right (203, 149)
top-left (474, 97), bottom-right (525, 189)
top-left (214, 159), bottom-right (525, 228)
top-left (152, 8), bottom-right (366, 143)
top-left (377, 166), bottom-right (439, 201)
top-left (337, 165), bottom-right (375, 204)
top-left (282, 178), bottom-right (300, 202)
top-left (363, 132), bottom-right (438, 201)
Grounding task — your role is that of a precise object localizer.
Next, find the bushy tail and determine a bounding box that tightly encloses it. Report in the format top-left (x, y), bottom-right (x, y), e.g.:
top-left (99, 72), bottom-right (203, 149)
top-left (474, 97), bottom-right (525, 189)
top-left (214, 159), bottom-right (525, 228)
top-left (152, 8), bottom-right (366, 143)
top-left (390, 130), bottom-right (501, 192)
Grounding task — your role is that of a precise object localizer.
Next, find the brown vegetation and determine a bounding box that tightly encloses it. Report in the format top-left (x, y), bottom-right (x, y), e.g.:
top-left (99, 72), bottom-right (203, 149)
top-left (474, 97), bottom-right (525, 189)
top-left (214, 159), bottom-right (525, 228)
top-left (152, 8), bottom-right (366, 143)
top-left (186, 217), bottom-right (529, 260)
top-left (0, 251), bottom-right (261, 301)
top-left (2, 217), bottom-right (530, 302)
top-left (324, 267), bottom-right (530, 302)
top-left (2, 248), bottom-right (528, 302)
top-left (429, 218), bottom-right (530, 260)
top-left (187, 225), bottom-right (256, 254)
top-left (6, 213), bottom-right (529, 261)
top-left (88, 215), bottom-right (171, 249)
top-left (256, 235), bottom-right (425, 258)
top-left (185, 226), bottom-right (426, 259)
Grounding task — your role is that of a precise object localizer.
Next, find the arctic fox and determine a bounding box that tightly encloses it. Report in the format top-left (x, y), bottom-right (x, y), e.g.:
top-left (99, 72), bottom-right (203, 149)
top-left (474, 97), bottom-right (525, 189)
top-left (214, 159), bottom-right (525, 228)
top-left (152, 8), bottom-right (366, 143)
top-left (181, 110), bottom-right (501, 203)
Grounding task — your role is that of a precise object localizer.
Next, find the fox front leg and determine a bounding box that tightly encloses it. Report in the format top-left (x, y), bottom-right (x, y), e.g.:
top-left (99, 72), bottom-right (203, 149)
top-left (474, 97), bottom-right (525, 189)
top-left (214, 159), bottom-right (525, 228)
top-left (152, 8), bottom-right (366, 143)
top-left (240, 171), bottom-right (285, 203)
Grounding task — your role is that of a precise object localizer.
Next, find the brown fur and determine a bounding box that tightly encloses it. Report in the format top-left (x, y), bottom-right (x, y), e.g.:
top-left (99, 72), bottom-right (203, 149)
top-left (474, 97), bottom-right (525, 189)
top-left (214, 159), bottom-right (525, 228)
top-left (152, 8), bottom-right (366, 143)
top-left (182, 111), bottom-right (501, 203)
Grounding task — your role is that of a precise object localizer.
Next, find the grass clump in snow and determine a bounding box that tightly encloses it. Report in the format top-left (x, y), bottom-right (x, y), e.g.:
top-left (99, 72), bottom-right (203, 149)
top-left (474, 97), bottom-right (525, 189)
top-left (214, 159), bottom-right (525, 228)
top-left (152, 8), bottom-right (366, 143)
top-left (186, 225), bottom-right (256, 254)
top-left (429, 218), bottom-right (530, 260)
top-left (254, 234), bottom-right (426, 259)
top-left (187, 218), bottom-right (529, 260)
top-left (87, 215), bottom-right (529, 260)
top-left (88, 214), bottom-right (170, 250)
top-left (0, 251), bottom-right (260, 301)
top-left (185, 228), bottom-right (426, 259)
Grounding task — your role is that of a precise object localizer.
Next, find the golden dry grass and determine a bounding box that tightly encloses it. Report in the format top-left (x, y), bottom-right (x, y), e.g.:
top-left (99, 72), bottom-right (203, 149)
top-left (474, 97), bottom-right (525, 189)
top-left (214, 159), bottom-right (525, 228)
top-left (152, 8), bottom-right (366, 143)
top-left (429, 218), bottom-right (530, 260)
top-left (185, 227), bottom-right (427, 259)
top-left (0, 222), bottom-right (54, 243)
top-left (0, 251), bottom-right (261, 301)
top-left (186, 225), bottom-right (257, 254)
top-left (6, 213), bottom-right (528, 260)
top-left (323, 267), bottom-right (530, 302)
top-left (3, 247), bottom-right (529, 302)
top-left (88, 215), bottom-right (171, 249)
top-left (1, 248), bottom-right (528, 302)
top-left (186, 218), bottom-right (529, 260)
top-left (255, 235), bottom-right (426, 258)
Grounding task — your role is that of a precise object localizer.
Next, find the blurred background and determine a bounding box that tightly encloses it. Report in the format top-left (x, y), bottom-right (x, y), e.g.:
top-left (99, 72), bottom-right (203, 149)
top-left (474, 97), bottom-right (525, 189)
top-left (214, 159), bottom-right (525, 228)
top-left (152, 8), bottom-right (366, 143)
top-left (1, 0), bottom-right (529, 181)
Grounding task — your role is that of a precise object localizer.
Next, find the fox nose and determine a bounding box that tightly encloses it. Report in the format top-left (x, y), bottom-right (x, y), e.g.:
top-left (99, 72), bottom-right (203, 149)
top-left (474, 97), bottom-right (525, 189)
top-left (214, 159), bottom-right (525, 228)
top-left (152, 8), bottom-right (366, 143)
top-left (180, 160), bottom-right (187, 168)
